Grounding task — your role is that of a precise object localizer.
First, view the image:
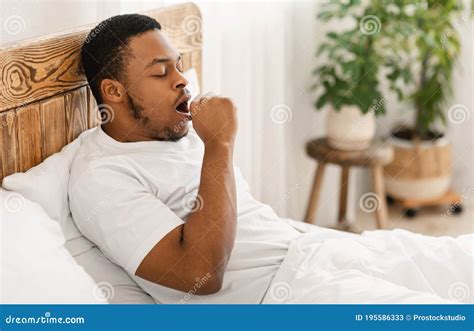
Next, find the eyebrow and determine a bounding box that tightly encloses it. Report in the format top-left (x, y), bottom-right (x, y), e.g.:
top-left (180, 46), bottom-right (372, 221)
top-left (145, 55), bottom-right (181, 68)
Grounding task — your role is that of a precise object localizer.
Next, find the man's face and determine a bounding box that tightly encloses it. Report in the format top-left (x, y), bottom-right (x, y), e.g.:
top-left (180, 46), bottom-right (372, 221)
top-left (120, 29), bottom-right (191, 141)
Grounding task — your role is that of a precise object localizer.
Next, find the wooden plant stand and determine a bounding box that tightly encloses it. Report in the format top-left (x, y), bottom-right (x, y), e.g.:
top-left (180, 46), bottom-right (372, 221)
top-left (304, 137), bottom-right (394, 230)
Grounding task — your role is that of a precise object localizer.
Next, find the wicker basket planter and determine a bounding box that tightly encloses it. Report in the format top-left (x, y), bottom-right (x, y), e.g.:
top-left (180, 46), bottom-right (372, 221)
top-left (384, 129), bottom-right (452, 200)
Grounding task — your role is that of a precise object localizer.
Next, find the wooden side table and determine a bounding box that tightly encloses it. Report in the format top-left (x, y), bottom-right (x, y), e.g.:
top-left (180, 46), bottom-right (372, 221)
top-left (304, 137), bottom-right (394, 229)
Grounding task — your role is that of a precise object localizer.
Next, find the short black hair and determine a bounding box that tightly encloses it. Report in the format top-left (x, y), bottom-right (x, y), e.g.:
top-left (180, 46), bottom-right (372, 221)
top-left (81, 14), bottom-right (161, 105)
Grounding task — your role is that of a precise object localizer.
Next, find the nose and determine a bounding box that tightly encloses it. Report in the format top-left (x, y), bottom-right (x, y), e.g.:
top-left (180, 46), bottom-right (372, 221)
top-left (173, 70), bottom-right (188, 90)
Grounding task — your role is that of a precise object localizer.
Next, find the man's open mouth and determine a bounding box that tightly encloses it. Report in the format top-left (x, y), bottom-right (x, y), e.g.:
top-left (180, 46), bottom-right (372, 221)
top-left (175, 94), bottom-right (191, 114)
top-left (176, 100), bottom-right (190, 114)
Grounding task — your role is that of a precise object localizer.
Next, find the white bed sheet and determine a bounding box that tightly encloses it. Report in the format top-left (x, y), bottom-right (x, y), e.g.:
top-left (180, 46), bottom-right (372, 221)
top-left (263, 223), bottom-right (473, 303)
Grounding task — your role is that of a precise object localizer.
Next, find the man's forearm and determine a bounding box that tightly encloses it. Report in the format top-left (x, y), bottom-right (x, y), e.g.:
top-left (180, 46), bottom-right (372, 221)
top-left (181, 142), bottom-right (237, 280)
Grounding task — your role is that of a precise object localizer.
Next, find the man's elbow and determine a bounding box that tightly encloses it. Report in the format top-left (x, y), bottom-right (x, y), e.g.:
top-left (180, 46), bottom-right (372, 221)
top-left (191, 271), bottom-right (224, 295)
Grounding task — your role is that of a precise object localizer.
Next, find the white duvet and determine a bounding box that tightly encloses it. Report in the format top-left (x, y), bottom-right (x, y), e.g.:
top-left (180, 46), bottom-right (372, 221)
top-left (263, 222), bottom-right (473, 304)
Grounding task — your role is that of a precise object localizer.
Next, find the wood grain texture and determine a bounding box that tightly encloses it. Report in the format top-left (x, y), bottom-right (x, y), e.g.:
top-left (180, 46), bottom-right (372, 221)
top-left (0, 3), bottom-right (202, 182)
top-left (306, 138), bottom-right (394, 167)
top-left (371, 165), bottom-right (388, 229)
top-left (16, 104), bottom-right (42, 172)
top-left (0, 32), bottom-right (87, 113)
top-left (40, 96), bottom-right (67, 159)
top-left (65, 87), bottom-right (88, 143)
top-left (0, 111), bottom-right (18, 178)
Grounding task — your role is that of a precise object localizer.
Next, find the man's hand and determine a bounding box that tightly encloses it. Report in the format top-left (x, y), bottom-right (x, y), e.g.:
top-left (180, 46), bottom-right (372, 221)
top-left (190, 93), bottom-right (238, 148)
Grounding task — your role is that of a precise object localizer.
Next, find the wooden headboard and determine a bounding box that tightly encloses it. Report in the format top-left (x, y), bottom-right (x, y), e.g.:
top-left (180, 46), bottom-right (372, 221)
top-left (0, 2), bottom-right (202, 181)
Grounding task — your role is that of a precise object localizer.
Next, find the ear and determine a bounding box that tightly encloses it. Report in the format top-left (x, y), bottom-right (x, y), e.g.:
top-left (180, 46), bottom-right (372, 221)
top-left (100, 79), bottom-right (125, 103)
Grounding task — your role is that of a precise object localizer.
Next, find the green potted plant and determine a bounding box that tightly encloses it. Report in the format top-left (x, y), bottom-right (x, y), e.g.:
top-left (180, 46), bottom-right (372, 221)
top-left (381, 0), bottom-right (470, 201)
top-left (313, 2), bottom-right (387, 150)
top-left (315, 0), bottom-right (470, 200)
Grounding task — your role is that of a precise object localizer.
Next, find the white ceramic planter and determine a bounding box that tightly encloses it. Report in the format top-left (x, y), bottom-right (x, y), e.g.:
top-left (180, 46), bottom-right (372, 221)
top-left (326, 105), bottom-right (375, 151)
top-left (384, 136), bottom-right (452, 200)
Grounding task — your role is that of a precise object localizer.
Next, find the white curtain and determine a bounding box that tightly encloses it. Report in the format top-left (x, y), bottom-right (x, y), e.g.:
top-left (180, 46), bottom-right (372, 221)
top-left (199, 2), bottom-right (293, 216)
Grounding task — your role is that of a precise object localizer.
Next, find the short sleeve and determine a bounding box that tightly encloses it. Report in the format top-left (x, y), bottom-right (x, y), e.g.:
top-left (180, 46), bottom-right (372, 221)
top-left (69, 163), bottom-right (184, 275)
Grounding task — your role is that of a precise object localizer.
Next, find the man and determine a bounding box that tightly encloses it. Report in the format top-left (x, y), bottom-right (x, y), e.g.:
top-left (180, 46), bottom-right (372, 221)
top-left (70, 14), bottom-right (301, 304)
top-left (70, 14), bottom-right (472, 304)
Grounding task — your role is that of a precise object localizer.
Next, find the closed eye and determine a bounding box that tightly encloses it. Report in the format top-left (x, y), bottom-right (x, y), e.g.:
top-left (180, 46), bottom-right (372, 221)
top-left (151, 59), bottom-right (182, 78)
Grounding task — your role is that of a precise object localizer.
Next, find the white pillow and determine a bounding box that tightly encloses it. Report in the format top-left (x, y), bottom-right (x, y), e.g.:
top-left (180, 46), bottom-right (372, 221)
top-left (0, 189), bottom-right (102, 303)
top-left (2, 129), bottom-right (95, 255)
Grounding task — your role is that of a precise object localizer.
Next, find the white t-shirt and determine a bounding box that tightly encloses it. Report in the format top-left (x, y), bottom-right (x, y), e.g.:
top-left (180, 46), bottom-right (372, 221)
top-left (69, 125), bottom-right (301, 303)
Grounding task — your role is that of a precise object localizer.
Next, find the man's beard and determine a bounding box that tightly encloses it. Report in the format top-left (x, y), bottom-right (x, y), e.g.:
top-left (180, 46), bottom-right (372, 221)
top-left (127, 93), bottom-right (188, 142)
